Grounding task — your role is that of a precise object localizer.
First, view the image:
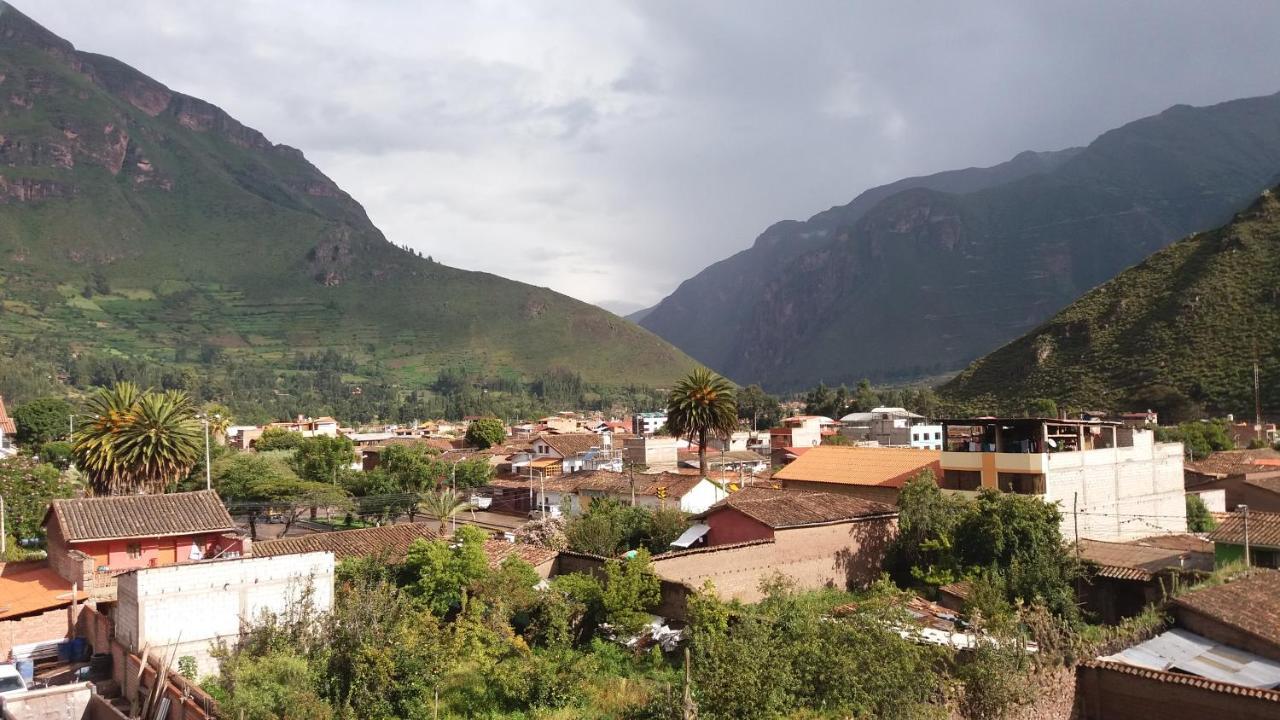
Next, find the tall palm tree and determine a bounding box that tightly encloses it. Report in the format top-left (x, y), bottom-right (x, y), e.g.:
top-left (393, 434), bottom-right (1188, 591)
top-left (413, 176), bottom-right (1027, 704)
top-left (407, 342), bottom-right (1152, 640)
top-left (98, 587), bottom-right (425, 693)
top-left (72, 383), bottom-right (202, 495)
top-left (419, 489), bottom-right (471, 535)
top-left (666, 368), bottom-right (738, 478)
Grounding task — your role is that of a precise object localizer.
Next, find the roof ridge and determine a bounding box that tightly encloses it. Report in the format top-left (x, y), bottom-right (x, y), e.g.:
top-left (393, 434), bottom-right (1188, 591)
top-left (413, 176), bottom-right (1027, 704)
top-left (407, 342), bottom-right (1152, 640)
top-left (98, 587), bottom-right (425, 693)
top-left (1079, 659), bottom-right (1280, 701)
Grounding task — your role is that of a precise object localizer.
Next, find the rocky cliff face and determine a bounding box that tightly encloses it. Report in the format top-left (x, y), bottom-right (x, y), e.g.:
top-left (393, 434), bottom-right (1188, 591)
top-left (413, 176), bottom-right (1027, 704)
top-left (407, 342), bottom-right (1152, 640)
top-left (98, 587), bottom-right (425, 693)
top-left (641, 92), bottom-right (1280, 390)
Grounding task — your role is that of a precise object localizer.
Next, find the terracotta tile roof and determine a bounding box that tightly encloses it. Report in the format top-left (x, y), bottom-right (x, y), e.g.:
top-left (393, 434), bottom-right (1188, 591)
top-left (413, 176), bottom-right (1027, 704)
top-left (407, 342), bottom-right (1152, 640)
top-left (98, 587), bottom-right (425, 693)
top-left (0, 395), bottom-right (14, 435)
top-left (1245, 476), bottom-right (1280, 495)
top-left (482, 539), bottom-right (558, 568)
top-left (573, 470), bottom-right (704, 499)
top-left (938, 580), bottom-right (973, 601)
top-left (1078, 659), bottom-right (1280, 702)
top-left (1209, 511), bottom-right (1280, 549)
top-left (0, 562), bottom-right (76, 620)
top-left (534, 433), bottom-right (605, 457)
top-left (700, 486), bottom-right (897, 528)
top-left (1077, 539), bottom-right (1214, 581)
top-left (46, 490), bottom-right (236, 543)
top-left (1134, 534), bottom-right (1215, 554)
top-left (773, 446), bottom-right (940, 487)
top-left (1171, 570), bottom-right (1280, 651)
top-left (1186, 449), bottom-right (1280, 478)
top-left (254, 523), bottom-right (438, 562)
top-left (651, 538), bottom-right (775, 561)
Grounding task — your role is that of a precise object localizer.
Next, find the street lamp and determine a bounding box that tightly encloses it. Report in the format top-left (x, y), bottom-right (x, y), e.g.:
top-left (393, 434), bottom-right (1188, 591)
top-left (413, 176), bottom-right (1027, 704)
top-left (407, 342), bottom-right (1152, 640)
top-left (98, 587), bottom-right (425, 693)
top-left (196, 412), bottom-right (221, 491)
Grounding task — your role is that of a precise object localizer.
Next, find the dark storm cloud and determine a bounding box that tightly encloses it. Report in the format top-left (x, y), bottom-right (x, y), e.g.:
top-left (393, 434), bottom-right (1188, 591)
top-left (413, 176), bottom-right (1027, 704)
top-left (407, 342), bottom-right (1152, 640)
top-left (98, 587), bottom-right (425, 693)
top-left (21, 1), bottom-right (1280, 307)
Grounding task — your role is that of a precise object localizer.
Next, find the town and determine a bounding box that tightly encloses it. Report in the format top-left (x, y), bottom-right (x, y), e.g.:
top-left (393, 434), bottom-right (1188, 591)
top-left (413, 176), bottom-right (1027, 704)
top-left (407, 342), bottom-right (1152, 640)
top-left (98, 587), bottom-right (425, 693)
top-left (0, 377), bottom-right (1276, 719)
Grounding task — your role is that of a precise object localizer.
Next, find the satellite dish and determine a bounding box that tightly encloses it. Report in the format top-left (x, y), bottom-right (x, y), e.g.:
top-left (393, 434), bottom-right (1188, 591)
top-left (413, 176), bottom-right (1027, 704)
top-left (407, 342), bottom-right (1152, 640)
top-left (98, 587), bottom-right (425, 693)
top-left (1046, 438), bottom-right (1058, 449)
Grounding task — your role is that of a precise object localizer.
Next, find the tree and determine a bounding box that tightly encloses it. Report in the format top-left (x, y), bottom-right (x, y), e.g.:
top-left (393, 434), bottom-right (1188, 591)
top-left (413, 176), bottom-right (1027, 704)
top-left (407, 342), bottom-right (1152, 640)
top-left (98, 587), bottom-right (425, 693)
top-left (403, 525), bottom-right (490, 615)
top-left (736, 384), bottom-right (780, 430)
top-left (290, 435), bottom-right (355, 485)
top-left (37, 441), bottom-right (73, 470)
top-left (1186, 494), bottom-right (1217, 532)
top-left (1156, 420), bottom-right (1234, 460)
top-left (0, 457), bottom-right (74, 546)
top-left (72, 383), bottom-right (202, 495)
top-left (214, 650), bottom-right (333, 720)
top-left (214, 452), bottom-right (306, 538)
top-left (887, 471), bottom-right (966, 586)
top-left (464, 417), bottom-right (506, 449)
top-left (666, 368), bottom-right (738, 477)
top-left (419, 489), bottom-right (471, 535)
top-left (12, 397), bottom-right (72, 446)
top-left (600, 549), bottom-right (661, 635)
top-left (852, 379), bottom-right (880, 413)
top-left (380, 443), bottom-right (444, 520)
top-left (256, 427), bottom-right (304, 451)
top-left (451, 457), bottom-right (494, 491)
top-left (1025, 398), bottom-right (1058, 419)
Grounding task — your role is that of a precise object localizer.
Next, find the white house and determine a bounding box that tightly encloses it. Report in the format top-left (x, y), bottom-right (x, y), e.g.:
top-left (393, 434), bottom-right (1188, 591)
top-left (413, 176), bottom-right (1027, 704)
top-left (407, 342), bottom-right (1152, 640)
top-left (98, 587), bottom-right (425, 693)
top-left (909, 424), bottom-right (944, 450)
top-left (529, 470), bottom-right (729, 518)
top-left (0, 395), bottom-right (15, 459)
top-left (529, 433), bottom-right (623, 475)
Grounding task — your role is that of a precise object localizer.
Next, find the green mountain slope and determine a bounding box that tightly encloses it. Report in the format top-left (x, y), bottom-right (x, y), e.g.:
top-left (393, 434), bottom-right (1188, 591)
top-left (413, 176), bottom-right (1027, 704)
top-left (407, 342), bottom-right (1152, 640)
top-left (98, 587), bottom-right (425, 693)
top-left (642, 92), bottom-right (1280, 390)
top-left (941, 187), bottom-right (1280, 417)
top-left (0, 3), bottom-right (694, 389)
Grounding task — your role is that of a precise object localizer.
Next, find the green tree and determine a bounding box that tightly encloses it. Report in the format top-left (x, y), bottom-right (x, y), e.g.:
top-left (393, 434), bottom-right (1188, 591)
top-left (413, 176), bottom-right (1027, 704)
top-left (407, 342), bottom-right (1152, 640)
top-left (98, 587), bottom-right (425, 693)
top-left (214, 650), bottom-right (333, 720)
top-left (12, 397), bottom-right (72, 446)
top-left (1186, 494), bottom-right (1217, 532)
top-left (451, 457), bottom-right (495, 491)
top-left (36, 441), bottom-right (73, 470)
top-left (213, 452), bottom-right (346, 538)
top-left (464, 417), bottom-right (506, 449)
top-left (1025, 398), bottom-right (1058, 419)
top-left (888, 470), bottom-right (966, 586)
top-left (0, 457), bottom-right (74, 544)
top-left (403, 525), bottom-right (490, 615)
top-left (290, 435), bottom-right (355, 485)
top-left (256, 427), bottom-right (304, 451)
top-left (736, 384), bottom-right (780, 430)
top-left (665, 368), bottom-right (738, 477)
top-left (72, 383), bottom-right (202, 495)
top-left (600, 549), bottom-right (661, 635)
top-left (1156, 420), bottom-right (1234, 460)
top-left (852, 378), bottom-right (881, 413)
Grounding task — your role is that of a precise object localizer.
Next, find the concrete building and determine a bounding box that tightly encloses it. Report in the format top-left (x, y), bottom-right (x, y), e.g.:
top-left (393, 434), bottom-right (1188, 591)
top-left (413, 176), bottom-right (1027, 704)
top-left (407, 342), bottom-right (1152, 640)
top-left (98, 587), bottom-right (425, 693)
top-left (768, 417), bottom-right (824, 465)
top-left (840, 407), bottom-right (929, 447)
top-left (114, 552), bottom-right (335, 677)
top-left (651, 487), bottom-right (898, 603)
top-left (624, 435), bottom-right (679, 472)
top-left (706, 431), bottom-right (752, 452)
top-left (631, 412), bottom-right (667, 436)
top-left (528, 433), bottom-right (622, 476)
top-left (773, 445), bottom-right (942, 504)
top-left (909, 424), bottom-right (944, 450)
top-left (939, 418), bottom-right (1187, 541)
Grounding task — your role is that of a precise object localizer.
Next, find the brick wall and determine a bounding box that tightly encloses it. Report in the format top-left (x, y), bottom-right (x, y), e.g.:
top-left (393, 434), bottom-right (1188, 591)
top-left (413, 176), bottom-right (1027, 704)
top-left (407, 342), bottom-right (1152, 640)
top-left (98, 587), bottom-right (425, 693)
top-left (0, 605), bottom-right (73, 659)
top-left (1075, 661), bottom-right (1280, 719)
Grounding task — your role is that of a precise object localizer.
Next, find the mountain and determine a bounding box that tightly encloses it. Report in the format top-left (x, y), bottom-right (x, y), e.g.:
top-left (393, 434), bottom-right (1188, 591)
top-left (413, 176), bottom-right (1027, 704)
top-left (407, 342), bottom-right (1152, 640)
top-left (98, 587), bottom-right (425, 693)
top-left (640, 93), bottom-right (1280, 390)
top-left (0, 4), bottom-right (694, 388)
top-left (940, 186), bottom-right (1280, 419)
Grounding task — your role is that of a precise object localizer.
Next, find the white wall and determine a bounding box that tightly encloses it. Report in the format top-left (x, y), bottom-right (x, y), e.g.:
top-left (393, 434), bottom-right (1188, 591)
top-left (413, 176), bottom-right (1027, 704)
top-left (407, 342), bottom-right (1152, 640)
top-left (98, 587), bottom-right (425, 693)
top-left (115, 552), bottom-right (334, 677)
top-left (1044, 434), bottom-right (1187, 541)
top-left (1189, 488), bottom-right (1227, 513)
top-left (909, 425), bottom-right (943, 450)
top-left (679, 479), bottom-right (729, 514)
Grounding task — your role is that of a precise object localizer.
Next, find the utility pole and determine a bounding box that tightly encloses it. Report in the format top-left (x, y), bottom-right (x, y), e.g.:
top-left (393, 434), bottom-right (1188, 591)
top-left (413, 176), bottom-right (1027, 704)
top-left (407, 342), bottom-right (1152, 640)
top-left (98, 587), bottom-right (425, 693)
top-left (202, 417), bottom-right (212, 491)
top-left (1073, 492), bottom-right (1080, 560)
top-left (1254, 359), bottom-right (1263, 432)
top-left (1, 495), bottom-right (6, 555)
top-left (1241, 504), bottom-right (1252, 572)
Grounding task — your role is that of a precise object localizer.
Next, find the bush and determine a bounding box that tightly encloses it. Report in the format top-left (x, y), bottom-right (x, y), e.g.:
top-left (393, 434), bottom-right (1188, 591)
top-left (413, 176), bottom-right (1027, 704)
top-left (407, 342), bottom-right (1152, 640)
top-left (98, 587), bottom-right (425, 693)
top-left (255, 427), bottom-right (303, 451)
top-left (1186, 494), bottom-right (1216, 532)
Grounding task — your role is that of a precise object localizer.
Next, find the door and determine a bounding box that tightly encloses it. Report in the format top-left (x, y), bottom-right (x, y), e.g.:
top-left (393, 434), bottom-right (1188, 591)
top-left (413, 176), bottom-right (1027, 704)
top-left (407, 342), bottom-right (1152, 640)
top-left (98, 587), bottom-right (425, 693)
top-left (157, 537), bottom-right (178, 565)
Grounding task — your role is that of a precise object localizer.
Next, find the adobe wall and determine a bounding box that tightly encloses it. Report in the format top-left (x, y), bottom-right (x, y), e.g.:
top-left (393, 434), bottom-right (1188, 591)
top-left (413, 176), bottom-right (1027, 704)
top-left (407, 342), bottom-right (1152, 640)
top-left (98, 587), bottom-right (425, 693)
top-left (652, 516), bottom-right (898, 604)
top-left (115, 552), bottom-right (334, 677)
top-left (1075, 662), bottom-right (1280, 720)
top-left (779, 480), bottom-right (901, 506)
top-left (704, 508), bottom-right (773, 546)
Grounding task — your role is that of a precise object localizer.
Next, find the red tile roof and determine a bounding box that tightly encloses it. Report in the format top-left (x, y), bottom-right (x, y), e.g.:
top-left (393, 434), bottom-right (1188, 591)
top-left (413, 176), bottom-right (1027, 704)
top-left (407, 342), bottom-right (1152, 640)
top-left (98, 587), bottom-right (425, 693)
top-left (534, 433), bottom-right (606, 457)
top-left (254, 523), bottom-right (438, 562)
top-left (700, 486), bottom-right (897, 528)
top-left (0, 395), bottom-right (14, 435)
top-left (1171, 569), bottom-right (1280, 651)
top-left (1186, 449), bottom-right (1280, 478)
top-left (1076, 538), bottom-right (1214, 581)
top-left (46, 490), bottom-right (236, 543)
top-left (1078, 659), bottom-right (1280, 702)
top-left (1209, 511), bottom-right (1280, 549)
top-left (482, 539), bottom-right (558, 568)
top-left (0, 562), bottom-right (76, 620)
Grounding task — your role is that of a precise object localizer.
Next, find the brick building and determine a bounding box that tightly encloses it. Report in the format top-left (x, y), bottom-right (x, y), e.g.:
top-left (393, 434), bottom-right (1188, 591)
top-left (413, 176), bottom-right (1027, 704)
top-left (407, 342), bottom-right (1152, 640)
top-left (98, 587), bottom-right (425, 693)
top-left (651, 487), bottom-right (898, 603)
top-left (43, 491), bottom-right (246, 598)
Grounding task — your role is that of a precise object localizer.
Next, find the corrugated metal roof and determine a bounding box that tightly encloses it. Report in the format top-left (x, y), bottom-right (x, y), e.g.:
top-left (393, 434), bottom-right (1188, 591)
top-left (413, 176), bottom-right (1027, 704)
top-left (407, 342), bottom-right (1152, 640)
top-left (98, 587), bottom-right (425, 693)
top-left (1101, 629), bottom-right (1280, 689)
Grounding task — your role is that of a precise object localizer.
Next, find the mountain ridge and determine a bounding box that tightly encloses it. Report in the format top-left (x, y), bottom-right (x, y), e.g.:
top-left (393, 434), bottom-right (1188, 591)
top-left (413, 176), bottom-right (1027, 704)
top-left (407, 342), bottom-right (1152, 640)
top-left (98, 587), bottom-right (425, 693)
top-left (640, 91), bottom-right (1280, 390)
top-left (0, 2), bottom-right (696, 388)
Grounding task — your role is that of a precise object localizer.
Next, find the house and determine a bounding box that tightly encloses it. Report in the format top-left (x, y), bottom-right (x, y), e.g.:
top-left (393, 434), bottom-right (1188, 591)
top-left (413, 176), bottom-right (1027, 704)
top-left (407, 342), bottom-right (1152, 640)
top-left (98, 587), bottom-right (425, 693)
top-left (631, 412), bottom-right (667, 436)
top-left (1226, 421), bottom-right (1279, 449)
top-left (677, 449), bottom-right (768, 477)
top-left (43, 490), bottom-right (246, 598)
top-left (839, 407), bottom-right (930, 447)
top-left (1208, 510), bottom-right (1280, 569)
top-left (1116, 410), bottom-right (1159, 427)
top-left (650, 487), bottom-right (898, 604)
top-left (908, 425), bottom-right (944, 450)
top-left (1185, 450), bottom-right (1280, 514)
top-left (938, 418), bottom-right (1187, 541)
top-left (528, 433), bottom-right (623, 476)
top-left (773, 445), bottom-right (942, 504)
top-left (768, 417), bottom-right (823, 465)
top-left (0, 395), bottom-right (16, 458)
top-left (1074, 537), bottom-right (1214, 624)
top-left (705, 431), bottom-right (752, 452)
top-left (571, 471), bottom-right (727, 514)
top-left (0, 561), bottom-right (80, 660)
top-left (1077, 570), bottom-right (1280, 719)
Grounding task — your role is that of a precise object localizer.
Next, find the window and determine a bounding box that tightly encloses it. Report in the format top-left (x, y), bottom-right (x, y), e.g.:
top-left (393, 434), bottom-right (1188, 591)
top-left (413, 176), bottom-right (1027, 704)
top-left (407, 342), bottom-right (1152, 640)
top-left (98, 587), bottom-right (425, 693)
top-left (126, 542), bottom-right (143, 559)
top-left (997, 473), bottom-right (1045, 495)
top-left (912, 433), bottom-right (920, 441)
top-left (1254, 549), bottom-right (1279, 569)
top-left (941, 469), bottom-right (981, 491)
top-left (934, 432), bottom-right (941, 440)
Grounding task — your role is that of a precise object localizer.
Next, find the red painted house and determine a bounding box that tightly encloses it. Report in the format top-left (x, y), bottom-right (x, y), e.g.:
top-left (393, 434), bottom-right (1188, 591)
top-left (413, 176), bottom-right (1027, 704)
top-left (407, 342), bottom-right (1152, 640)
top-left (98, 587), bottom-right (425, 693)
top-left (43, 490), bottom-right (246, 596)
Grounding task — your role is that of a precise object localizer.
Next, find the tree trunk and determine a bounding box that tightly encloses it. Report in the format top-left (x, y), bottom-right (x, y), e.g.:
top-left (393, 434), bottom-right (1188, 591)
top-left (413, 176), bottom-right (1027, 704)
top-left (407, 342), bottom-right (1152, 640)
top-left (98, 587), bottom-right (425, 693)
top-left (698, 428), bottom-right (708, 478)
top-left (248, 512), bottom-right (258, 540)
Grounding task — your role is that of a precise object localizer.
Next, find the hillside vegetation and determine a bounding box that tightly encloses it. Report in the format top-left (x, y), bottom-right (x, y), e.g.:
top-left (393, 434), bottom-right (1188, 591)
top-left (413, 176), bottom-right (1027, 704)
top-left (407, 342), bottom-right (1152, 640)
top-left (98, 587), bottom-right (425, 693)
top-left (0, 3), bottom-right (694, 393)
top-left (941, 187), bottom-right (1280, 418)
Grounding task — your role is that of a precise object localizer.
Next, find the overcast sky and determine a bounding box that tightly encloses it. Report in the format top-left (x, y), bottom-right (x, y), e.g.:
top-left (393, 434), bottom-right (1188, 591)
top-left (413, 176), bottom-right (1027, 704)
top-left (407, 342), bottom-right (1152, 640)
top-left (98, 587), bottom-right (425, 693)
top-left (24, 2), bottom-right (1280, 314)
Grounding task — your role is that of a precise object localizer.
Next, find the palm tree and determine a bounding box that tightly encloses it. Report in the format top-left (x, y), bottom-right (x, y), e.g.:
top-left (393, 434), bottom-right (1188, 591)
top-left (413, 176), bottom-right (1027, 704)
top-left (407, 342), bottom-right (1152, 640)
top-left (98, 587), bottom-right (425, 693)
top-left (200, 403), bottom-right (234, 442)
top-left (72, 383), bottom-right (202, 495)
top-left (666, 368), bottom-right (738, 478)
top-left (419, 489), bottom-right (471, 535)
